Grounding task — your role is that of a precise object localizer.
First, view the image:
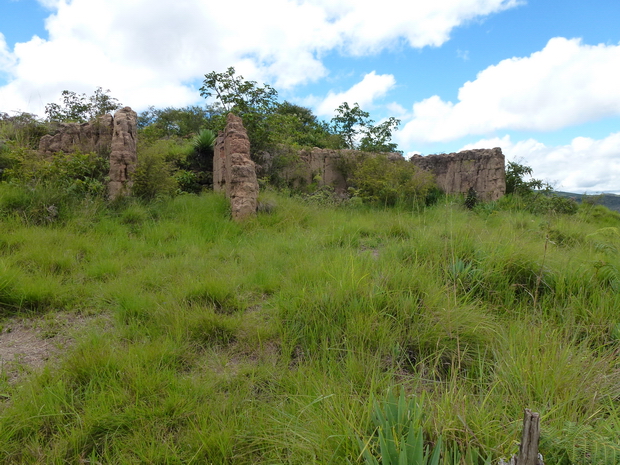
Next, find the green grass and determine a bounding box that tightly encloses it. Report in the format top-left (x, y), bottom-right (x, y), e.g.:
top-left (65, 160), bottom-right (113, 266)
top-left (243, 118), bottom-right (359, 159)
top-left (1, 190), bottom-right (620, 463)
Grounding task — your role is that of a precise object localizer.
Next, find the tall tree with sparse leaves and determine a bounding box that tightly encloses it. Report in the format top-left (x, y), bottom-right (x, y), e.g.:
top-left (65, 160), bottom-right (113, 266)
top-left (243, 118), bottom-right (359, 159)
top-left (331, 102), bottom-right (401, 153)
top-left (199, 67), bottom-right (279, 154)
top-left (45, 87), bottom-right (122, 123)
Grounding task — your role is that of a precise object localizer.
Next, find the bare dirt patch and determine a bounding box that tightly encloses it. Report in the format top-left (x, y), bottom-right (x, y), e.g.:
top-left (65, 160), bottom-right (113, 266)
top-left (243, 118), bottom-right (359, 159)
top-left (0, 311), bottom-right (103, 383)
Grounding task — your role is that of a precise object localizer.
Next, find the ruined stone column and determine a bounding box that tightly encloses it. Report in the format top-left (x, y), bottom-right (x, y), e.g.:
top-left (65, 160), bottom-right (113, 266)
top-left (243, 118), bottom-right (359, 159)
top-left (108, 107), bottom-right (137, 200)
top-left (217, 114), bottom-right (259, 220)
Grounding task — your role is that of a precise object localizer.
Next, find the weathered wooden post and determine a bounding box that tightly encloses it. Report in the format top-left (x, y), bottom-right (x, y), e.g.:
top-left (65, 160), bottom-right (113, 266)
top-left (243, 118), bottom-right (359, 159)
top-left (499, 409), bottom-right (544, 465)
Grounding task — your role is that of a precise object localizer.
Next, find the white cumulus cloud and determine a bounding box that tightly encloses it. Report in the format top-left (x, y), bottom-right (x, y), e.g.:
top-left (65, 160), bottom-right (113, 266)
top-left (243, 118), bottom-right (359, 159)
top-left (399, 37), bottom-right (620, 144)
top-left (0, 0), bottom-right (520, 116)
top-left (313, 71), bottom-right (397, 117)
top-left (461, 133), bottom-right (620, 194)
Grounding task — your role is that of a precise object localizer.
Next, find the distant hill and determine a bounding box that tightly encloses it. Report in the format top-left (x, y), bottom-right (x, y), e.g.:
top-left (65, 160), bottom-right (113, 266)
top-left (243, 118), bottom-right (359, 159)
top-left (553, 191), bottom-right (620, 212)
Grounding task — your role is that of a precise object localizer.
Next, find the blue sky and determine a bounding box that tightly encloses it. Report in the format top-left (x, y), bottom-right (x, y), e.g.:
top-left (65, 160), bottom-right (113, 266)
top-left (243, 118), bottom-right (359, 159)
top-left (1, 0), bottom-right (619, 193)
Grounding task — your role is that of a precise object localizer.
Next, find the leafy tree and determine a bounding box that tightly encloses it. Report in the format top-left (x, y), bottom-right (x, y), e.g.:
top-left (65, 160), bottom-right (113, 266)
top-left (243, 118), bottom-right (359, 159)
top-left (358, 117), bottom-right (401, 153)
top-left (199, 68), bottom-right (401, 157)
top-left (505, 161), bottom-right (548, 195)
top-left (200, 67), bottom-right (278, 115)
top-left (45, 87), bottom-right (122, 123)
top-left (331, 102), bottom-right (401, 152)
top-left (137, 105), bottom-right (215, 139)
top-left (200, 67), bottom-right (279, 155)
top-left (331, 102), bottom-right (372, 150)
top-left (269, 102), bottom-right (340, 149)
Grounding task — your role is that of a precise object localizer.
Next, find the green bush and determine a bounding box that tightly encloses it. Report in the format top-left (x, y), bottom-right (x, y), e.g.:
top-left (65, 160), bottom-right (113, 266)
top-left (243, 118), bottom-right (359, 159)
top-left (132, 139), bottom-right (186, 199)
top-left (3, 149), bottom-right (108, 195)
top-left (0, 112), bottom-right (52, 149)
top-left (0, 149), bottom-right (108, 224)
top-left (348, 154), bottom-right (435, 207)
top-left (132, 152), bottom-right (177, 200)
top-left (495, 192), bottom-right (579, 216)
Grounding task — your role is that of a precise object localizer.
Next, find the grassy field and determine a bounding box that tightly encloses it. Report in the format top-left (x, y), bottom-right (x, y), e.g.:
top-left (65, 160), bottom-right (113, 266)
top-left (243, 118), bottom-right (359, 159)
top-left (1, 189), bottom-right (620, 463)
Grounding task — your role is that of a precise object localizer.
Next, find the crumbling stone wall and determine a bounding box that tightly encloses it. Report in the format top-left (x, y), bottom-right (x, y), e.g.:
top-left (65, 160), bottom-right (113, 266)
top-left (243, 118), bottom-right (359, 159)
top-left (39, 115), bottom-right (113, 156)
top-left (409, 148), bottom-right (505, 201)
top-left (265, 147), bottom-right (403, 195)
top-left (38, 107), bottom-right (138, 199)
top-left (271, 146), bottom-right (505, 201)
top-left (213, 114), bottom-right (259, 220)
top-left (272, 148), bottom-right (506, 201)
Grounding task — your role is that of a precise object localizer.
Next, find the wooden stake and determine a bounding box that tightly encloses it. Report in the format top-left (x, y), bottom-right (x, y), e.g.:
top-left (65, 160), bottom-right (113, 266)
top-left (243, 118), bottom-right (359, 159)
top-left (517, 409), bottom-right (543, 465)
top-left (498, 409), bottom-right (543, 465)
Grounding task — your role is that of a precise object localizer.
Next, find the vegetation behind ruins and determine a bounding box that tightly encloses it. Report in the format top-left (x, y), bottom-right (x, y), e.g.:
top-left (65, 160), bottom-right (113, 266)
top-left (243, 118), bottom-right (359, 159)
top-left (2, 89), bottom-right (620, 463)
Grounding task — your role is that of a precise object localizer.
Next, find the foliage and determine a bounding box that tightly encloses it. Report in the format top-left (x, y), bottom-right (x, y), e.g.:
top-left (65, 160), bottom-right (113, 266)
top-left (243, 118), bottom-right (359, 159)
top-left (331, 102), bottom-right (373, 149)
top-left (358, 117), bottom-right (401, 153)
top-left (464, 187), bottom-right (478, 210)
top-left (268, 102), bottom-right (341, 149)
top-left (4, 149), bottom-right (108, 197)
top-left (44, 87), bottom-right (123, 123)
top-left (349, 154), bottom-right (435, 207)
top-left (137, 105), bottom-right (214, 141)
top-left (200, 68), bottom-right (343, 155)
top-left (359, 389), bottom-right (442, 465)
top-left (200, 67), bottom-right (278, 115)
top-left (132, 143), bottom-right (179, 200)
top-left (200, 67), bottom-right (279, 155)
top-left (331, 102), bottom-right (401, 152)
top-left (0, 111), bottom-right (52, 150)
top-left (505, 161), bottom-right (548, 195)
top-left (502, 161), bottom-right (578, 215)
top-left (192, 128), bottom-right (216, 155)
top-left (179, 128), bottom-right (217, 192)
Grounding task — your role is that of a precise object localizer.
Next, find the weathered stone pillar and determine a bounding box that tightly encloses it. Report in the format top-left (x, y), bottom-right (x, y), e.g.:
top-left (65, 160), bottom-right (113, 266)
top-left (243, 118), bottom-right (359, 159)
top-left (216, 114), bottom-right (259, 220)
top-left (108, 107), bottom-right (137, 200)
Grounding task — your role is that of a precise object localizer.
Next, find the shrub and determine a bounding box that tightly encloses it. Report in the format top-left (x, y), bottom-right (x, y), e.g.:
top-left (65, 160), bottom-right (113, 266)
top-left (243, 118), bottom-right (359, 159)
top-left (132, 152), bottom-right (177, 200)
top-left (4, 150), bottom-right (108, 197)
top-left (348, 154), bottom-right (435, 207)
top-left (0, 112), bottom-right (52, 149)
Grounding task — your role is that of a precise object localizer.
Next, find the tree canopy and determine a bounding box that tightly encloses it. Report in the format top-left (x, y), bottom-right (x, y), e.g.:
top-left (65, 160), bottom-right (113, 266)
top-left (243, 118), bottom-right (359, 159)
top-left (45, 87), bottom-right (123, 123)
top-left (197, 67), bottom-right (401, 155)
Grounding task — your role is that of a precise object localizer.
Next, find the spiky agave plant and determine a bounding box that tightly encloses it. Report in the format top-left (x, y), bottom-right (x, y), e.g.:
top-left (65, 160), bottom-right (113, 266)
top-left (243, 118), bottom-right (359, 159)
top-left (181, 128), bottom-right (217, 192)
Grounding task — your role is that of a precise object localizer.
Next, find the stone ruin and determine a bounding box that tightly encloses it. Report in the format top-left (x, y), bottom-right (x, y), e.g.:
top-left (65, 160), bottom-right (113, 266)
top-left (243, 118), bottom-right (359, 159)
top-left (108, 108), bottom-right (138, 200)
top-left (410, 148), bottom-right (506, 201)
top-left (39, 107), bottom-right (137, 200)
top-left (213, 114), bottom-right (259, 220)
top-left (267, 146), bottom-right (506, 201)
top-left (38, 109), bottom-right (504, 208)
